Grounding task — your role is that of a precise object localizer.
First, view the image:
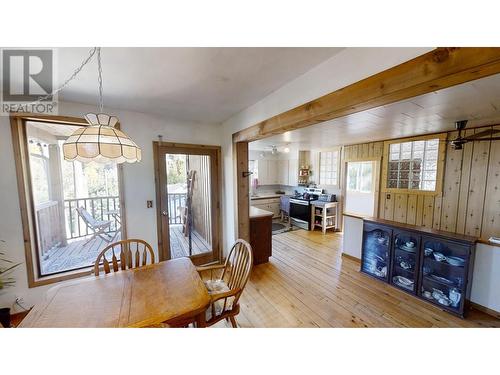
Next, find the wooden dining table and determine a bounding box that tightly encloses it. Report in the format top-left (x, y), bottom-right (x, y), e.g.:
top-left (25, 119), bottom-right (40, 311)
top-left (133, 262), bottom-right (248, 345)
top-left (19, 257), bottom-right (211, 328)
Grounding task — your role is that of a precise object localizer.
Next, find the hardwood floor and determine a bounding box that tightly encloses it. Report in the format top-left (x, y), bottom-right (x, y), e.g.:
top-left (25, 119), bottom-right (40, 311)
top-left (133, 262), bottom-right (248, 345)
top-left (216, 229), bottom-right (500, 328)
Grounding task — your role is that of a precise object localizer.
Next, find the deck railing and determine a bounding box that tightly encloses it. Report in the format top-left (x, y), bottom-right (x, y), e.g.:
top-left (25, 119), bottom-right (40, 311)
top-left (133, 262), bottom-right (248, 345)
top-left (167, 193), bottom-right (186, 224)
top-left (64, 196), bottom-right (120, 240)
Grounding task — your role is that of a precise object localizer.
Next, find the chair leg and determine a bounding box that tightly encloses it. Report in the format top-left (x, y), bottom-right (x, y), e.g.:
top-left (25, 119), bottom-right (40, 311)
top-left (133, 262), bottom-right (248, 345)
top-left (229, 316), bottom-right (238, 328)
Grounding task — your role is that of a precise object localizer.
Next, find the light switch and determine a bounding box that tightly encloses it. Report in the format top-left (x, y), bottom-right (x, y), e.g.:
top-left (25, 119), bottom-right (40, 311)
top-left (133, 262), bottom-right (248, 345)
top-left (147, 200), bottom-right (153, 208)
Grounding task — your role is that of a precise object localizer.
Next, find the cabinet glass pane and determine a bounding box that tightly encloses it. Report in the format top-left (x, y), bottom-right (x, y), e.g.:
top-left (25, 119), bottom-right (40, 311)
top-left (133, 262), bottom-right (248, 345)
top-left (391, 232), bottom-right (418, 292)
top-left (420, 239), bottom-right (467, 311)
top-left (362, 227), bottom-right (390, 281)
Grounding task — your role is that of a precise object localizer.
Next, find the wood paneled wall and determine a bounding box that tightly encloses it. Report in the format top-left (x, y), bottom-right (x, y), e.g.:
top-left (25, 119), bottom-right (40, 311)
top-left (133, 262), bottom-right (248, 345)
top-left (342, 125), bottom-right (500, 240)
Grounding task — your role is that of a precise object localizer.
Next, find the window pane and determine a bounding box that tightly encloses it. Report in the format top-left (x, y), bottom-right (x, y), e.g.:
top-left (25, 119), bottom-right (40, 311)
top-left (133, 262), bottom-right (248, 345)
top-left (320, 150), bottom-right (338, 185)
top-left (426, 149), bottom-right (438, 160)
top-left (26, 122), bottom-right (123, 277)
top-left (423, 170), bottom-right (437, 180)
top-left (423, 180), bottom-right (436, 190)
top-left (398, 179), bottom-right (409, 189)
top-left (360, 162), bottom-right (373, 192)
top-left (347, 163), bottom-right (359, 191)
top-left (426, 139), bottom-right (439, 149)
top-left (413, 141), bottom-right (425, 151)
top-left (388, 179), bottom-right (398, 188)
top-left (30, 157), bottom-right (50, 205)
top-left (387, 138), bottom-right (439, 192)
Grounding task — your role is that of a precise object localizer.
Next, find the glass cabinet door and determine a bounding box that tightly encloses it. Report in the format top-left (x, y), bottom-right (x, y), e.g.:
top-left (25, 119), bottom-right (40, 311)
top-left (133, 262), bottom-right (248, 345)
top-left (361, 224), bottom-right (391, 281)
top-left (419, 237), bottom-right (469, 313)
top-left (390, 231), bottom-right (419, 294)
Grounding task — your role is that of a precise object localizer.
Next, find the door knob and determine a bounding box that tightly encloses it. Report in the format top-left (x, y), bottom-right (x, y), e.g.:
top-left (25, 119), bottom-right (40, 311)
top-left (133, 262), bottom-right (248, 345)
top-left (162, 211), bottom-right (168, 216)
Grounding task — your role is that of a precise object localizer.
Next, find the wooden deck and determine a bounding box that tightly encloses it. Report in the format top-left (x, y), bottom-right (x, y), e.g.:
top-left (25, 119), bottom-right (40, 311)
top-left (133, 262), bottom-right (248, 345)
top-left (169, 224), bottom-right (211, 258)
top-left (40, 232), bottom-right (120, 275)
top-left (213, 229), bottom-right (500, 328)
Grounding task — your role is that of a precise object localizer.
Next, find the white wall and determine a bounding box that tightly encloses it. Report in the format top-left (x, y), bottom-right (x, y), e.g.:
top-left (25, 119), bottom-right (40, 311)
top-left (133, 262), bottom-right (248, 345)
top-left (221, 48), bottom-right (433, 252)
top-left (342, 215), bottom-right (364, 259)
top-left (0, 101), bottom-right (222, 311)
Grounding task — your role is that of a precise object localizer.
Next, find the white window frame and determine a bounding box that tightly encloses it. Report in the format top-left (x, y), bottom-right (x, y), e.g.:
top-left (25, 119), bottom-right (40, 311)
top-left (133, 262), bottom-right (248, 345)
top-left (319, 150), bottom-right (339, 187)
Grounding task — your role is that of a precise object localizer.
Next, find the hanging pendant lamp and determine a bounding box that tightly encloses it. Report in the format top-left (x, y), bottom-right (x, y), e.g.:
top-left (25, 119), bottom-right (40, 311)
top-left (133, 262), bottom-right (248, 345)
top-left (62, 48), bottom-right (141, 163)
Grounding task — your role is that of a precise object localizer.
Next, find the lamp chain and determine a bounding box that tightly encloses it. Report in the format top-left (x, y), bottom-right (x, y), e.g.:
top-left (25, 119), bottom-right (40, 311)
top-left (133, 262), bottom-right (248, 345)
top-left (31, 47), bottom-right (102, 112)
top-left (97, 47), bottom-right (103, 112)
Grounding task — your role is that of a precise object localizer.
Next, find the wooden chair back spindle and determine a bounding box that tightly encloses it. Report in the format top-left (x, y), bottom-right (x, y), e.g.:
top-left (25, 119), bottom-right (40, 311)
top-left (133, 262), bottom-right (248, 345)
top-left (94, 239), bottom-right (155, 276)
top-left (222, 239), bottom-right (253, 305)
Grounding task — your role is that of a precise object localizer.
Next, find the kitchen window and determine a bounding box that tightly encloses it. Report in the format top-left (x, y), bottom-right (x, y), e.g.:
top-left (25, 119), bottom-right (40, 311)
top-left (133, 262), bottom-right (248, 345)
top-left (383, 135), bottom-right (445, 194)
top-left (319, 150), bottom-right (339, 186)
top-left (347, 161), bottom-right (373, 193)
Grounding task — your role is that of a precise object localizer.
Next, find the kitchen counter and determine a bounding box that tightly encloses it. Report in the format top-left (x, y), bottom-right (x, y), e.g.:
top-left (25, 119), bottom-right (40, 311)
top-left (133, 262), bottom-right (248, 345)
top-left (249, 206), bottom-right (273, 264)
top-left (250, 194), bottom-right (287, 200)
top-left (250, 206), bottom-right (274, 218)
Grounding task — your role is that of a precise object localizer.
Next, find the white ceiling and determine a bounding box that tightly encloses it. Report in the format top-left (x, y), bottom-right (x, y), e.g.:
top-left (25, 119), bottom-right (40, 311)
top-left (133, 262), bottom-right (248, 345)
top-left (250, 73), bottom-right (500, 151)
top-left (13, 47), bottom-right (343, 124)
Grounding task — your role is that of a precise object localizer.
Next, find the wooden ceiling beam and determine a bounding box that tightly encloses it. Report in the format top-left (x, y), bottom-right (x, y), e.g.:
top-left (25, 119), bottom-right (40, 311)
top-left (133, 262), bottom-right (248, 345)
top-left (233, 47), bottom-right (500, 143)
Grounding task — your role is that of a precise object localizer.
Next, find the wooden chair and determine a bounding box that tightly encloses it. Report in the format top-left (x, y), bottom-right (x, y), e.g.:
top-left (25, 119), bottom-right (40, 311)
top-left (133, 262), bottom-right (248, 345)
top-left (196, 239), bottom-right (253, 328)
top-left (94, 239), bottom-right (155, 276)
top-left (76, 207), bottom-right (113, 246)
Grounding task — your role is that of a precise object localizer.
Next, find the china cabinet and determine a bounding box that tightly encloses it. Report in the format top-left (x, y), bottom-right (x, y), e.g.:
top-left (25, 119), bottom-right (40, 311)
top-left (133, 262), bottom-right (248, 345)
top-left (361, 218), bottom-right (476, 317)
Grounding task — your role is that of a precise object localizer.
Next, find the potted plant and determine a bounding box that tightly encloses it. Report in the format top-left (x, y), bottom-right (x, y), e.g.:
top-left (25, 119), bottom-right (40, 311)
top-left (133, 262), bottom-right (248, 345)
top-left (0, 240), bottom-right (21, 328)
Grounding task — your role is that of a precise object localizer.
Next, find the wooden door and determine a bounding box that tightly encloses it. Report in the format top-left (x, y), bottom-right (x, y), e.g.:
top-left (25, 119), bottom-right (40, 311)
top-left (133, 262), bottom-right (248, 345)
top-left (154, 142), bottom-right (222, 265)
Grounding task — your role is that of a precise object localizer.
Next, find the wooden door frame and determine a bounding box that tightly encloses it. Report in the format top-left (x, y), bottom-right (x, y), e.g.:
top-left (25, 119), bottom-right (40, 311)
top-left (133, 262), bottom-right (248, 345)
top-left (233, 47), bottom-right (500, 240)
top-left (10, 113), bottom-right (128, 288)
top-left (153, 141), bottom-right (222, 264)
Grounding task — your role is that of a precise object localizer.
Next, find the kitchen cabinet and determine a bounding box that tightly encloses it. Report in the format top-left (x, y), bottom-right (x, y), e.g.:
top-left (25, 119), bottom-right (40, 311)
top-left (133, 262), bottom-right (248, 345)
top-left (257, 158), bottom-right (297, 186)
top-left (250, 207), bottom-right (273, 264)
top-left (288, 159), bottom-right (298, 186)
top-left (251, 197), bottom-right (281, 218)
top-left (257, 160), bottom-right (269, 185)
top-left (361, 218), bottom-right (476, 317)
top-left (278, 160), bottom-right (289, 185)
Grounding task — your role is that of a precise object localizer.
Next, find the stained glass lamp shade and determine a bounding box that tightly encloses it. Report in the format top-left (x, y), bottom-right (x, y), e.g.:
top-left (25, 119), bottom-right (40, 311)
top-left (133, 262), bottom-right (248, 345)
top-left (63, 113), bottom-right (141, 163)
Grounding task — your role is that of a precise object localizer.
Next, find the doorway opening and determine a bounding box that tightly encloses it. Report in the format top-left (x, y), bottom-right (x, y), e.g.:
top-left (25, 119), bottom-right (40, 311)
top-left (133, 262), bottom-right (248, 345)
top-left (154, 143), bottom-right (221, 265)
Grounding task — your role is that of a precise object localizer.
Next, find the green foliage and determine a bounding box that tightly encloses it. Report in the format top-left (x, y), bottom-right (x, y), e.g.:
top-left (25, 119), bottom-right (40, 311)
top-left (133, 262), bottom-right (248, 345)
top-left (166, 155), bottom-right (187, 185)
top-left (0, 241), bottom-right (21, 290)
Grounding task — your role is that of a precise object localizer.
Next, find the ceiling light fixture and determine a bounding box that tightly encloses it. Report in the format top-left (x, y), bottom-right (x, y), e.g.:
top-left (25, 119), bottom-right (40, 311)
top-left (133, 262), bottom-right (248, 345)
top-left (58, 48), bottom-right (141, 164)
top-left (283, 146), bottom-right (290, 153)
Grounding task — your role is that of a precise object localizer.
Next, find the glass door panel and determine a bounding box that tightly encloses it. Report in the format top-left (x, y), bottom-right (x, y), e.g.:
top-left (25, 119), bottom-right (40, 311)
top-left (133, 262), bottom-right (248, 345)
top-left (157, 144), bottom-right (220, 266)
top-left (361, 224), bottom-right (391, 281)
top-left (391, 231), bottom-right (419, 294)
top-left (419, 238), bottom-right (468, 312)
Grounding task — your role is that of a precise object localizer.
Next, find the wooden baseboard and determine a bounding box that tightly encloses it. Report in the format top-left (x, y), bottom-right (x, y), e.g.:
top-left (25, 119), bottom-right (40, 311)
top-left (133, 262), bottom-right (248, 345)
top-left (341, 252), bottom-right (361, 263)
top-left (470, 302), bottom-right (500, 319)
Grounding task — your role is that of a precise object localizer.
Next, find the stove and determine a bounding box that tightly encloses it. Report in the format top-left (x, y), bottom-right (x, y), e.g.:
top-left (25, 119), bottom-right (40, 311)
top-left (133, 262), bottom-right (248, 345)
top-left (289, 188), bottom-right (322, 230)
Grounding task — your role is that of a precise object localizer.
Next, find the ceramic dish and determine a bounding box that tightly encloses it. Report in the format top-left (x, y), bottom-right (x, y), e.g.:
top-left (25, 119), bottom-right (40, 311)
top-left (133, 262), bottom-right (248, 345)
top-left (446, 256), bottom-right (465, 266)
top-left (393, 276), bottom-right (414, 286)
top-left (433, 252), bottom-right (447, 262)
top-left (437, 296), bottom-right (452, 306)
top-left (424, 248), bottom-right (434, 256)
top-left (430, 274), bottom-right (455, 285)
top-left (398, 244), bottom-right (417, 253)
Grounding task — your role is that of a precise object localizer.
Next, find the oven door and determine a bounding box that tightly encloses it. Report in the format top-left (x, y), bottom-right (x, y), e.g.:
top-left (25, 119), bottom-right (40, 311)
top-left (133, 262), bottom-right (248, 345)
top-left (290, 199), bottom-right (311, 230)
